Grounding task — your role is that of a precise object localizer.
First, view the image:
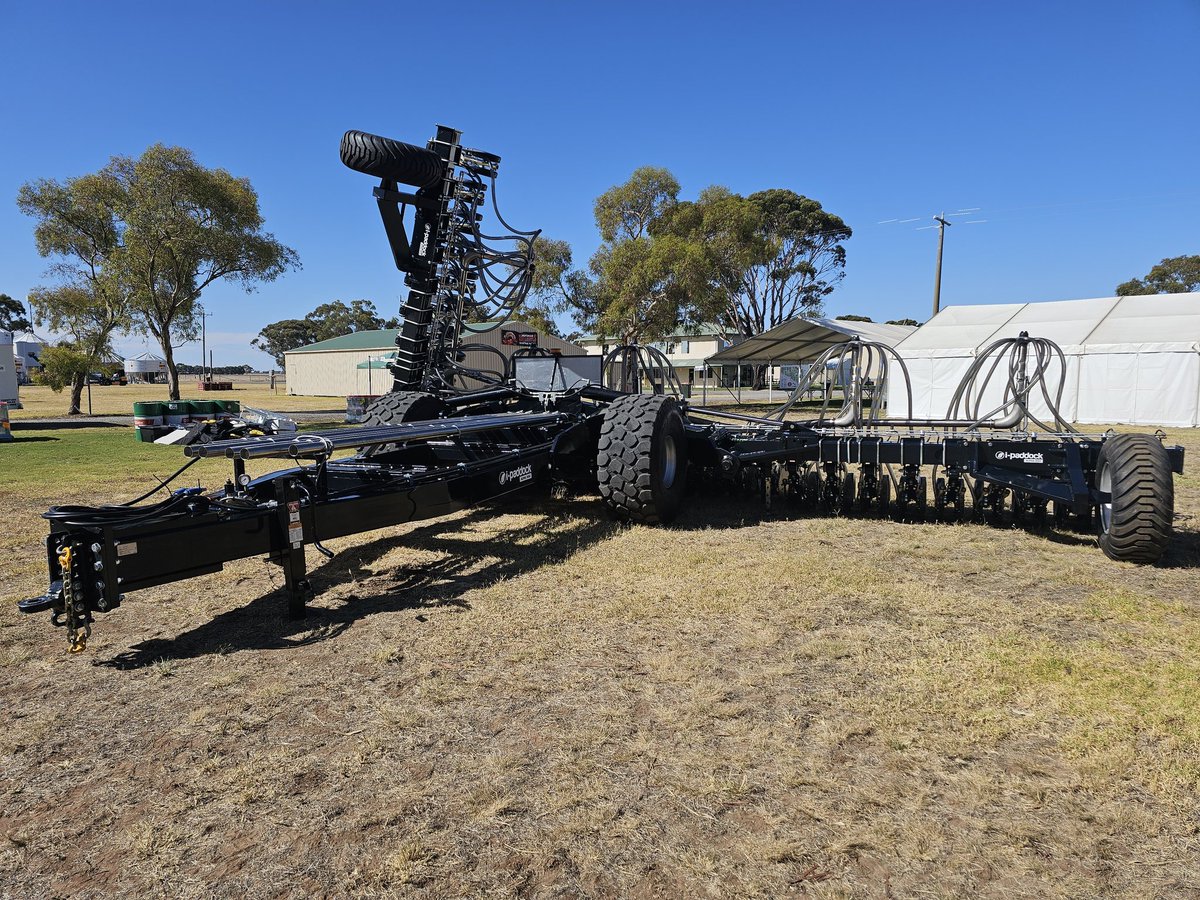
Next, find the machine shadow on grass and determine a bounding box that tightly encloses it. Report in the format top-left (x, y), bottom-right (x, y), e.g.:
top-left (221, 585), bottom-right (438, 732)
top-left (96, 486), bottom-right (1200, 669)
top-left (677, 485), bottom-right (1200, 567)
top-left (98, 499), bottom-right (622, 669)
top-left (13, 420), bottom-right (125, 430)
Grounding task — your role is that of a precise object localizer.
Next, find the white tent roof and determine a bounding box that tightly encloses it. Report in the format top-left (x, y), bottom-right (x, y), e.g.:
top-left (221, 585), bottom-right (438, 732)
top-left (707, 317), bottom-right (916, 363)
top-left (895, 292), bottom-right (1200, 354)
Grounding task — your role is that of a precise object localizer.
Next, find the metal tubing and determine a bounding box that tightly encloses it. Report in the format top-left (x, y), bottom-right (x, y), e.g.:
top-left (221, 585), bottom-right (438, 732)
top-left (184, 412), bottom-right (568, 460)
top-left (687, 406), bottom-right (803, 427)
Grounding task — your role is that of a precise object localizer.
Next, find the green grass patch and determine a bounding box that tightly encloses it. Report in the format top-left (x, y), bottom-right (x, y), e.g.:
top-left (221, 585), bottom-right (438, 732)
top-left (2, 422), bottom-right (341, 501)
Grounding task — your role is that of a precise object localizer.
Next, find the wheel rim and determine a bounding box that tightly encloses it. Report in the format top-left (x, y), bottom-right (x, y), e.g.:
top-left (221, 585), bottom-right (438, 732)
top-left (1098, 461), bottom-right (1112, 533)
top-left (660, 433), bottom-right (678, 490)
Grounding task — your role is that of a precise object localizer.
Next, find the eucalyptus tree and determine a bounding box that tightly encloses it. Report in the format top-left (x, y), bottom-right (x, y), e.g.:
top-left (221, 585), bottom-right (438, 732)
top-left (17, 170), bottom-right (131, 412)
top-left (20, 144), bottom-right (299, 400)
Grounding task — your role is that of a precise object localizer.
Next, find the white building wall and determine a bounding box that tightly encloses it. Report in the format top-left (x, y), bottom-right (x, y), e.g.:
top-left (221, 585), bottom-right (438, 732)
top-left (0, 332), bottom-right (18, 405)
top-left (286, 327), bottom-right (584, 397)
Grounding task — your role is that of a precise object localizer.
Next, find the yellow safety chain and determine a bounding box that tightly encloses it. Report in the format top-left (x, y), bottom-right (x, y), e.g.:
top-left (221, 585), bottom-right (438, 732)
top-left (57, 545), bottom-right (89, 654)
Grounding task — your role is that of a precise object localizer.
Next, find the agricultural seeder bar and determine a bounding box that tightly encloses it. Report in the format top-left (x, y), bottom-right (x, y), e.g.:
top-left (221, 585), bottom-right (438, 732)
top-left (19, 125), bottom-right (1185, 652)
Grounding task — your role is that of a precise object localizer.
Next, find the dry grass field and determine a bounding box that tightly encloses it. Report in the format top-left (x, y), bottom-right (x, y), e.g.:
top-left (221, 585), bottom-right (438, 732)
top-left (8, 381), bottom-right (339, 420)
top-left (0, 419), bottom-right (1197, 898)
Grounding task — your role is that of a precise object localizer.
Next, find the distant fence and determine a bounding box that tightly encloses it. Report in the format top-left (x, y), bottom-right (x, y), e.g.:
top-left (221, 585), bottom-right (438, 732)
top-left (183, 373), bottom-right (286, 388)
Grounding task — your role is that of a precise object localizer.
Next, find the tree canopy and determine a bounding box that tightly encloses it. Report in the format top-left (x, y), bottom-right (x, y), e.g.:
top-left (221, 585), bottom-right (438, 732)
top-left (580, 168), bottom-right (700, 344)
top-left (0, 294), bottom-right (31, 333)
top-left (18, 144), bottom-right (299, 400)
top-left (33, 345), bottom-right (97, 395)
top-left (1116, 255), bottom-right (1200, 296)
top-left (253, 299), bottom-right (397, 366)
top-left (16, 168), bottom-right (133, 412)
top-left (529, 171), bottom-right (851, 357)
top-left (27, 283), bottom-right (132, 413)
top-left (670, 187), bottom-right (852, 340)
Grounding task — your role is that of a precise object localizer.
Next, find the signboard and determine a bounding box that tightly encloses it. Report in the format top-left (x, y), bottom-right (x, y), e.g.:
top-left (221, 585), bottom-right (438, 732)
top-left (346, 395), bottom-right (382, 423)
top-left (500, 328), bottom-right (538, 347)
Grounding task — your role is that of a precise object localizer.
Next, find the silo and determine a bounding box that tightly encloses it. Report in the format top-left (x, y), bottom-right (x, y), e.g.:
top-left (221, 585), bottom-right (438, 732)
top-left (124, 352), bottom-right (167, 383)
top-left (13, 331), bottom-right (44, 383)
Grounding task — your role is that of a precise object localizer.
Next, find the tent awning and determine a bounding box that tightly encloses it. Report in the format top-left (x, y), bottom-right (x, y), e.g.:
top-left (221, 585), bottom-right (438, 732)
top-left (357, 354), bottom-right (396, 369)
top-left (707, 317), bottom-right (916, 364)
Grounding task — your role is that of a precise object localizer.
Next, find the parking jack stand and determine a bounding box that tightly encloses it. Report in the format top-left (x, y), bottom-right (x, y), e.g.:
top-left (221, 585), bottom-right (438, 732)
top-left (274, 478), bottom-right (310, 620)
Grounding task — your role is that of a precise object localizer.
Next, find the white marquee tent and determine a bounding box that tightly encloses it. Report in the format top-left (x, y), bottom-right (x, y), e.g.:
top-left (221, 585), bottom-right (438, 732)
top-left (888, 293), bottom-right (1200, 427)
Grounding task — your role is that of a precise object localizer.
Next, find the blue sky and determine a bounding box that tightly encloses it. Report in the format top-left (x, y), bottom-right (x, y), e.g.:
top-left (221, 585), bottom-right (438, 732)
top-left (1, 1), bottom-right (1197, 368)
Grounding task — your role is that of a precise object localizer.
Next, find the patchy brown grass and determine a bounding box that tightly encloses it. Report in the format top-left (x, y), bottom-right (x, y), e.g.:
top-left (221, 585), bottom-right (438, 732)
top-left (9, 382), bottom-right (338, 420)
top-left (0, 424), bottom-right (1197, 898)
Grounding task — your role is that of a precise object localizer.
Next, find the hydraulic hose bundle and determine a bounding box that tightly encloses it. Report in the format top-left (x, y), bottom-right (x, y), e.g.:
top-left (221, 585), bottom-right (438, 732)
top-left (340, 126), bottom-right (540, 394)
top-left (944, 332), bottom-right (1077, 433)
top-left (765, 331), bottom-right (1077, 433)
top-left (771, 339), bottom-right (913, 427)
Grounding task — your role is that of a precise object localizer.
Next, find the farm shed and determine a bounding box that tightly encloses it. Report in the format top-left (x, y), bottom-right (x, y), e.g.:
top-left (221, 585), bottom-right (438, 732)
top-left (888, 293), bottom-right (1200, 427)
top-left (284, 323), bottom-right (584, 397)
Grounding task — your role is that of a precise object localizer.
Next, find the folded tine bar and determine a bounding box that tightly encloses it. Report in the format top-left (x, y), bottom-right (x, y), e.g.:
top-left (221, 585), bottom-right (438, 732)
top-left (183, 412), bottom-right (568, 461)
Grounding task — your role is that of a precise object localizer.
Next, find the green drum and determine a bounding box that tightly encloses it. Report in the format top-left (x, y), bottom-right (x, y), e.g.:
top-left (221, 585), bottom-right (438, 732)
top-left (164, 400), bottom-right (190, 425)
top-left (190, 399), bottom-right (218, 418)
top-left (132, 401), bottom-right (164, 426)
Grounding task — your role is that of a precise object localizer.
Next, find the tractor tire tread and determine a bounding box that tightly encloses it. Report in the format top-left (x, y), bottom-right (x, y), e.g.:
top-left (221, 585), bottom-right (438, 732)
top-left (340, 130), bottom-right (445, 189)
top-left (598, 394), bottom-right (687, 525)
top-left (360, 390), bottom-right (447, 456)
top-left (1096, 434), bottom-right (1173, 563)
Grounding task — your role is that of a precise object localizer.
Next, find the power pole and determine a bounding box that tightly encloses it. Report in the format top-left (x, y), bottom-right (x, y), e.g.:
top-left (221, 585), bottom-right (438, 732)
top-left (932, 212), bottom-right (951, 318)
top-left (199, 308), bottom-right (214, 383)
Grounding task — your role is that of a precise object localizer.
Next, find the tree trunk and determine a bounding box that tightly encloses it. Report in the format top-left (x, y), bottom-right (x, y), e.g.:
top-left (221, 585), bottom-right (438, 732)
top-left (753, 363), bottom-right (767, 390)
top-left (68, 372), bottom-right (85, 415)
top-left (162, 340), bottom-right (180, 401)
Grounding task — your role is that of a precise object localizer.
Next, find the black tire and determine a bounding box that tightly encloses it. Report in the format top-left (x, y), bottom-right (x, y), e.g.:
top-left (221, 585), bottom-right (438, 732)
top-left (360, 390), bottom-right (447, 456)
top-left (597, 394), bottom-right (688, 524)
top-left (1012, 492), bottom-right (1025, 524)
top-left (839, 472), bottom-right (856, 517)
top-left (915, 475), bottom-right (928, 522)
top-left (803, 470), bottom-right (821, 509)
top-left (1094, 434), bottom-right (1174, 563)
top-left (934, 476), bottom-right (947, 522)
top-left (340, 130), bottom-right (445, 189)
top-left (856, 474), bottom-right (875, 515)
top-left (970, 478), bottom-right (986, 523)
top-left (878, 474), bottom-right (891, 519)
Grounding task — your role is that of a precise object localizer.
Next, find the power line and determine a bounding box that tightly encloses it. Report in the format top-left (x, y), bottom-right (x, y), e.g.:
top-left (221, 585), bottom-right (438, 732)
top-left (879, 208), bottom-right (987, 316)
